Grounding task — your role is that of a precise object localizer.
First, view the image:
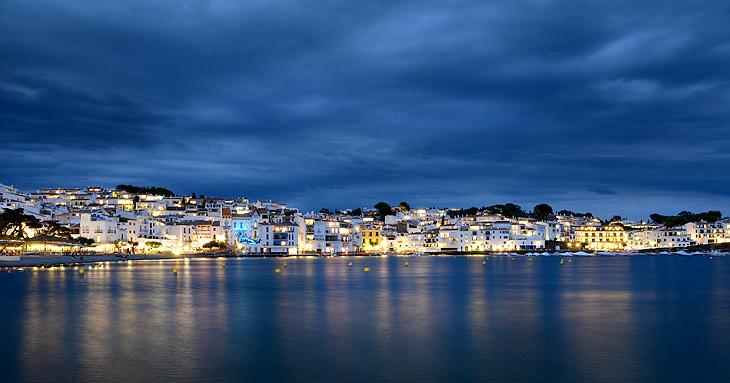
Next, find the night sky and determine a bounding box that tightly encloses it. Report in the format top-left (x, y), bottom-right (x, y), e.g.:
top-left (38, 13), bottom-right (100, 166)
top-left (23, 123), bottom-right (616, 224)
top-left (2, 1), bottom-right (729, 219)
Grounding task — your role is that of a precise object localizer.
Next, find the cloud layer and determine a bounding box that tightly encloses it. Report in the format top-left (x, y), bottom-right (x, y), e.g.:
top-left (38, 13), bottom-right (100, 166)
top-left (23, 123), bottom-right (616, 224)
top-left (2, 0), bottom-right (730, 218)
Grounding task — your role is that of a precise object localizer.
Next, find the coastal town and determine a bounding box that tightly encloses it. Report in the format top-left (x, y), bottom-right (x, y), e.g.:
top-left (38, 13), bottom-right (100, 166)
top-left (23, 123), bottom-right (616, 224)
top-left (1, 182), bottom-right (728, 257)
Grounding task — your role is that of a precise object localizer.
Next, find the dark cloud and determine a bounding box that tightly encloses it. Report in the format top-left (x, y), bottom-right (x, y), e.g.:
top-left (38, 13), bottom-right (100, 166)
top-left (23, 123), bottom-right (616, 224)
top-left (2, 0), bottom-right (730, 219)
top-left (587, 187), bottom-right (616, 196)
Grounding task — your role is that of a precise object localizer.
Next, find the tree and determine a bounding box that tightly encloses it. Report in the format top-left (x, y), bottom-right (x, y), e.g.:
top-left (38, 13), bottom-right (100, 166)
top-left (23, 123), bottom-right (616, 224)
top-left (145, 241), bottom-right (162, 249)
top-left (128, 241), bottom-right (139, 253)
top-left (487, 203), bottom-right (526, 218)
top-left (532, 204), bottom-right (553, 219)
top-left (202, 240), bottom-right (224, 249)
top-left (610, 215), bottom-right (623, 222)
top-left (113, 240), bottom-right (122, 253)
top-left (374, 202), bottom-right (395, 221)
top-left (40, 221), bottom-right (72, 239)
top-left (319, 208), bottom-right (331, 214)
top-left (351, 208), bottom-right (362, 216)
top-left (664, 216), bottom-right (687, 228)
top-left (678, 211), bottom-right (694, 219)
top-left (650, 214), bottom-right (666, 224)
top-left (0, 208), bottom-right (40, 239)
top-left (696, 211), bottom-right (722, 222)
top-left (77, 237), bottom-right (95, 245)
top-left (399, 202), bottom-right (410, 212)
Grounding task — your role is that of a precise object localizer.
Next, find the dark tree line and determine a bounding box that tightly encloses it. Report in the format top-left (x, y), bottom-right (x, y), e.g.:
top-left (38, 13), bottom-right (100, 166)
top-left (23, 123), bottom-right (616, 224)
top-left (447, 203), bottom-right (563, 220)
top-left (556, 210), bottom-right (593, 218)
top-left (650, 211), bottom-right (722, 227)
top-left (116, 184), bottom-right (175, 197)
top-left (315, 201), bottom-right (604, 222)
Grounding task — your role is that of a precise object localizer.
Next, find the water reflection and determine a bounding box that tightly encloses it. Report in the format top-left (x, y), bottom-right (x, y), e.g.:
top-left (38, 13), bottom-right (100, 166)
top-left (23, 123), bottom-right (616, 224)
top-left (557, 260), bottom-right (640, 383)
top-left (8, 257), bottom-right (730, 382)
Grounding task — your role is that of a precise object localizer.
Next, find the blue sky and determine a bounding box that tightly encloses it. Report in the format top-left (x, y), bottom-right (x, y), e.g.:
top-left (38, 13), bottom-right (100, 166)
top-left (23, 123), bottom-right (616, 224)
top-left (1, 0), bottom-right (729, 219)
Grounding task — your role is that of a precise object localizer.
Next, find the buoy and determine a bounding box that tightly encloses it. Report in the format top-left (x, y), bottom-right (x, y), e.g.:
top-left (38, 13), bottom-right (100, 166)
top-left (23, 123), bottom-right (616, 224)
top-left (405, 262), bottom-right (408, 266)
top-left (364, 268), bottom-right (370, 272)
top-left (284, 263), bottom-right (288, 267)
top-left (568, 260), bottom-right (572, 263)
top-left (348, 262), bottom-right (352, 267)
top-left (529, 258), bottom-right (533, 261)
top-left (173, 269), bottom-right (178, 274)
top-left (512, 257), bottom-right (515, 260)
top-left (79, 269), bottom-right (85, 274)
top-left (275, 268), bottom-right (281, 274)
top-left (483, 261), bottom-right (486, 265)
top-left (222, 263), bottom-right (226, 267)
top-left (560, 259), bottom-right (564, 264)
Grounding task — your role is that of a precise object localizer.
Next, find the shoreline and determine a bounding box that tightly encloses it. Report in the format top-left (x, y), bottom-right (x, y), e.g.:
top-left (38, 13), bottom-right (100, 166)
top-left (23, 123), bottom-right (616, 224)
top-left (0, 253), bottom-right (219, 268)
top-left (2, 249), bottom-right (728, 268)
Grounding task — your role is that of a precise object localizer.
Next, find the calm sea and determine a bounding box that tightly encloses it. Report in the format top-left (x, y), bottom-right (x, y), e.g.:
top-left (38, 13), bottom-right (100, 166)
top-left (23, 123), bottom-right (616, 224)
top-left (1, 255), bottom-right (729, 383)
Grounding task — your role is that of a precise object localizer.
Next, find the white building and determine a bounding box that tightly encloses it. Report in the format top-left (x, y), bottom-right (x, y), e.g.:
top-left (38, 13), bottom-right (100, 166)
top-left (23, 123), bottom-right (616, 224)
top-left (309, 220), bottom-right (354, 255)
top-left (0, 183), bottom-right (27, 204)
top-left (257, 222), bottom-right (300, 255)
top-left (631, 227), bottom-right (692, 249)
top-left (686, 222), bottom-right (726, 245)
top-left (79, 213), bottom-right (120, 244)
